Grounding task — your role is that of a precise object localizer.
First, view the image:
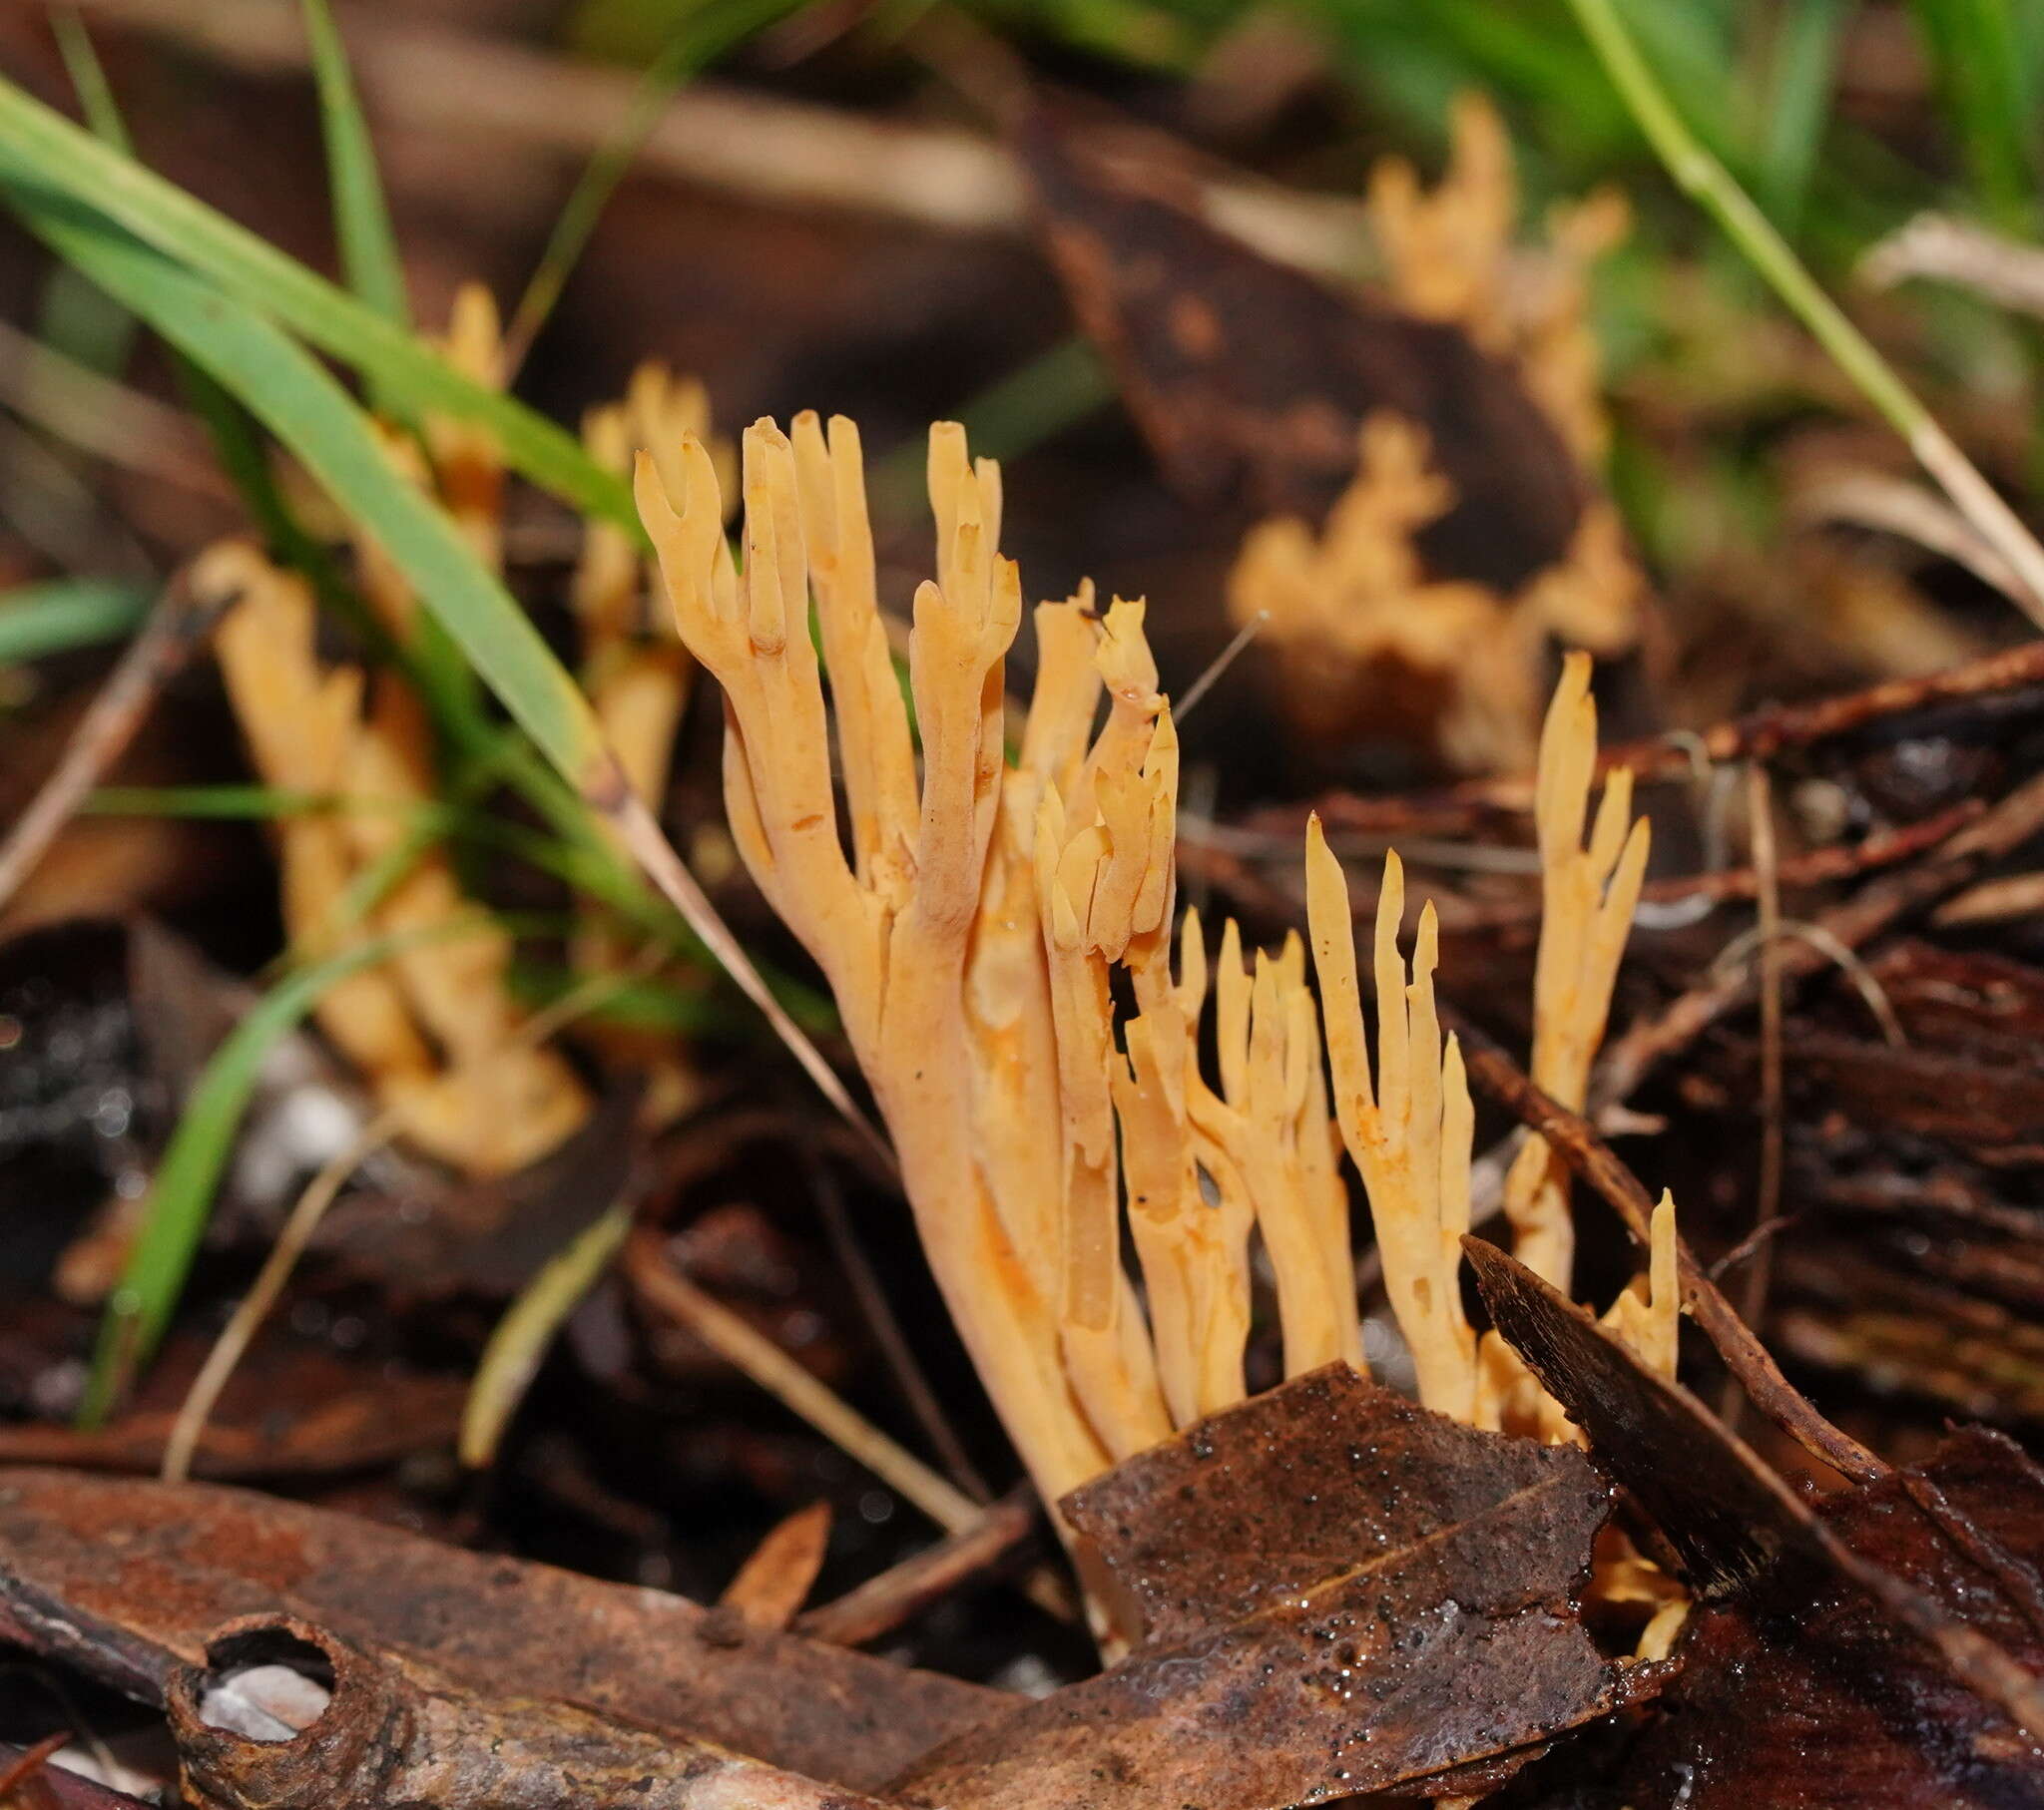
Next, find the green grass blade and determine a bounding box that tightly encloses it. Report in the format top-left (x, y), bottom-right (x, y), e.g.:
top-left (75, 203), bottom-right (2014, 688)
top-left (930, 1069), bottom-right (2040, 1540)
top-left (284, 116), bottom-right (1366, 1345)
top-left (506, 0), bottom-right (797, 366)
top-left (49, 9), bottom-right (129, 151)
top-left (300, 0), bottom-right (412, 329)
top-left (37, 12), bottom-right (134, 379)
top-left (1563, 0), bottom-right (2044, 621)
top-left (0, 74), bottom-right (633, 530)
top-left (1752, 0), bottom-right (1843, 233)
top-left (1910, 0), bottom-right (2041, 231)
top-left (0, 579), bottom-right (147, 663)
top-left (2, 190), bottom-right (611, 786)
top-left (460, 1203), bottom-right (631, 1467)
top-left (78, 924), bottom-right (458, 1425)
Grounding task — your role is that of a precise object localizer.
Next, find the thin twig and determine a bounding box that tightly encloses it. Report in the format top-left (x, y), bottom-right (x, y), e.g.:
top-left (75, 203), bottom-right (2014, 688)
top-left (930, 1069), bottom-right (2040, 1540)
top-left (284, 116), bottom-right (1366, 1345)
top-left (794, 1492), bottom-right (1042, 1645)
top-left (0, 1731), bottom-right (71, 1805)
top-left (1934, 870), bottom-right (2044, 927)
top-left (0, 562), bottom-right (228, 914)
top-left (1710, 919), bottom-right (1906, 1048)
top-left (800, 1145), bottom-right (993, 1504)
top-left (1173, 610), bottom-right (1267, 723)
top-left (1724, 761), bottom-right (1783, 1428)
top-left (1562, 0), bottom-right (2044, 627)
top-left (1293, 638), bottom-right (2044, 834)
top-left (624, 1228), bottom-right (976, 1525)
top-left (1592, 767), bottom-right (2044, 1110)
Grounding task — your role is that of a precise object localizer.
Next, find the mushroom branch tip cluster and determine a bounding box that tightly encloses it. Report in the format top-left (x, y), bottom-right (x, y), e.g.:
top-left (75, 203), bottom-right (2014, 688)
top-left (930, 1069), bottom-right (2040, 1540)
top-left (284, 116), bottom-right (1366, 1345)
top-left (639, 411), bottom-right (1680, 1512)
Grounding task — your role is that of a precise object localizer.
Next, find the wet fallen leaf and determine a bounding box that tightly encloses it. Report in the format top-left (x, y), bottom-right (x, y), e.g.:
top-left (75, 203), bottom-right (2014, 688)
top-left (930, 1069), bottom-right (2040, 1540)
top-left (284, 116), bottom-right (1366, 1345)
top-left (0, 1467), bottom-right (1005, 1791)
top-left (0, 1329), bottom-right (465, 1479)
top-left (1620, 1429), bottom-right (2044, 1809)
top-left (895, 1363), bottom-right (1627, 1809)
top-left (1466, 1235), bottom-right (2044, 1805)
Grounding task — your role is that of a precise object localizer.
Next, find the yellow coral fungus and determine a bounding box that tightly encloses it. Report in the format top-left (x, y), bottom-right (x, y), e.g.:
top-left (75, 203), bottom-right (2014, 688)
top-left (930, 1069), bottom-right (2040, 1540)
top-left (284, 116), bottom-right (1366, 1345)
top-left (1369, 91), bottom-right (1631, 466)
top-left (644, 411), bottom-right (1678, 1556)
top-left (1228, 94), bottom-right (1644, 775)
top-left (1227, 412), bottom-right (1529, 769)
top-left (211, 542), bottom-right (588, 1176)
top-left (1306, 834), bottom-right (1478, 1422)
top-left (1502, 650), bottom-right (1651, 1297)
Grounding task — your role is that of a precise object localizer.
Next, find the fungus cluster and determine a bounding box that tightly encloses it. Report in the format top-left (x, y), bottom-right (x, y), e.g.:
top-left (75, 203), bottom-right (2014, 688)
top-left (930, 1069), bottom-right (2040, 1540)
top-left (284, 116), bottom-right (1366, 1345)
top-left (1228, 92), bottom-right (1645, 775)
top-left (212, 289), bottom-right (735, 1169)
top-left (640, 410), bottom-right (1679, 1513)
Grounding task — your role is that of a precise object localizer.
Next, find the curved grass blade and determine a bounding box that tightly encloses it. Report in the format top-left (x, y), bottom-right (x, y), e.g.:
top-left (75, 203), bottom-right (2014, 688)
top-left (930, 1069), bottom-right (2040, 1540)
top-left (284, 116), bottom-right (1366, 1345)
top-left (1751, 0), bottom-right (1843, 234)
top-left (505, 0), bottom-right (797, 369)
top-left (460, 1203), bottom-right (631, 1467)
top-left (1909, 0), bottom-right (2040, 233)
top-left (0, 74), bottom-right (632, 529)
top-left (6, 194), bottom-right (610, 783)
top-left (300, 0), bottom-right (411, 329)
top-left (10, 175), bottom-right (879, 1156)
top-left (0, 579), bottom-right (147, 663)
top-left (1562, 0), bottom-right (2044, 624)
top-left (40, 9), bottom-right (136, 374)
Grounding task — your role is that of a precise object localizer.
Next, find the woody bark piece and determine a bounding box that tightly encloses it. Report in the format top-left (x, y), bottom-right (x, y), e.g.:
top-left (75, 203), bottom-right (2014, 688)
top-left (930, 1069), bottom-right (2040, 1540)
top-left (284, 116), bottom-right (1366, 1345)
top-left (164, 1614), bottom-right (903, 1810)
top-left (0, 1739), bottom-right (149, 1810)
top-left (895, 1366), bottom-right (1625, 1810)
top-left (0, 1469), bottom-right (1004, 1790)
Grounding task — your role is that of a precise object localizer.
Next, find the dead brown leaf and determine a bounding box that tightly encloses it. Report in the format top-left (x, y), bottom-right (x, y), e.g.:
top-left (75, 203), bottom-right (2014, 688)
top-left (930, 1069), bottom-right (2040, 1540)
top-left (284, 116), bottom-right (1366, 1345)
top-left (894, 1364), bottom-right (1627, 1809)
top-left (1465, 1235), bottom-right (2044, 1804)
top-left (1016, 100), bottom-right (1586, 596)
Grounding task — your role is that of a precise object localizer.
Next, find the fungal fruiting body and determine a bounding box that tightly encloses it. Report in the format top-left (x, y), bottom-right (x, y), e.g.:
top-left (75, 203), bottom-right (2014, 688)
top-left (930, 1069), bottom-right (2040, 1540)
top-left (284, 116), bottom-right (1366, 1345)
top-left (641, 413), bottom-right (1679, 1513)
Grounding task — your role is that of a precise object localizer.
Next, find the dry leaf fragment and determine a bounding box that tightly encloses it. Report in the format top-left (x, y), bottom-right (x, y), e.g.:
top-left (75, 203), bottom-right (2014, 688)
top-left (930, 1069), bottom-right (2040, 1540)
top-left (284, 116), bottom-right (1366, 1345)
top-left (719, 1501), bottom-right (833, 1632)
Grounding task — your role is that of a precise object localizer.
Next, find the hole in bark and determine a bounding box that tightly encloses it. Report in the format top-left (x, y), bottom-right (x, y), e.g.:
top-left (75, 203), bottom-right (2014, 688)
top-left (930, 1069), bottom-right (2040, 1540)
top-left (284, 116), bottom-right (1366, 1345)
top-left (197, 1626), bottom-right (336, 1743)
